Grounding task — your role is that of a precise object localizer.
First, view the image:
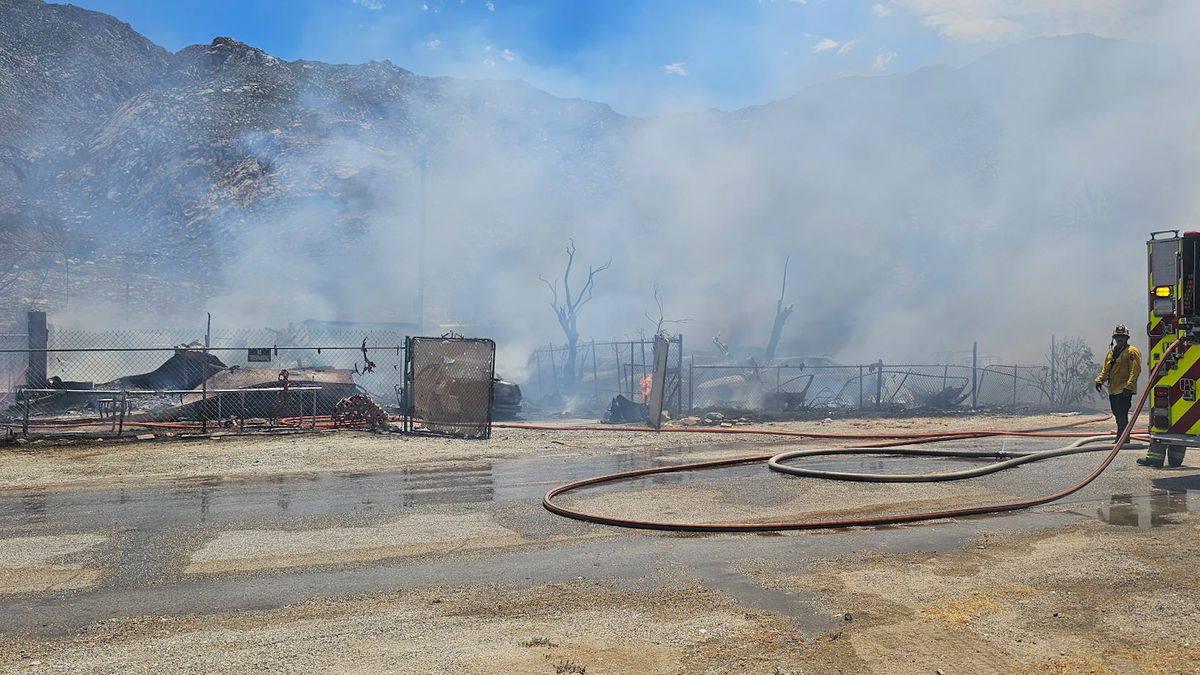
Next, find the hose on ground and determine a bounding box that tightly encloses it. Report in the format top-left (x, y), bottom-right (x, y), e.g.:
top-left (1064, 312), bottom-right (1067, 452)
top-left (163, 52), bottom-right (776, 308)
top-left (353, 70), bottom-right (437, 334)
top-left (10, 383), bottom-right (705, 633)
top-left (766, 435), bottom-right (1140, 483)
top-left (542, 340), bottom-right (1177, 532)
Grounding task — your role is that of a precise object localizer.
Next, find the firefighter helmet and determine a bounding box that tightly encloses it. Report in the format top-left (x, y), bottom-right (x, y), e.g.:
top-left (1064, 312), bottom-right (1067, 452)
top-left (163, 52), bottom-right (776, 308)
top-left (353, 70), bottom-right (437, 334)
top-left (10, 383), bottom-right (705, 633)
top-left (1113, 324), bottom-right (1130, 337)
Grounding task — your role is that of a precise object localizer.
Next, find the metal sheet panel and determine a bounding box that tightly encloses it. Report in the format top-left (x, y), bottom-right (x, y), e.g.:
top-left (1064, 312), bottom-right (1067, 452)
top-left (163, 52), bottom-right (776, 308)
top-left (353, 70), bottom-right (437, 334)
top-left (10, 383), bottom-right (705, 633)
top-left (1152, 239), bottom-right (1178, 285)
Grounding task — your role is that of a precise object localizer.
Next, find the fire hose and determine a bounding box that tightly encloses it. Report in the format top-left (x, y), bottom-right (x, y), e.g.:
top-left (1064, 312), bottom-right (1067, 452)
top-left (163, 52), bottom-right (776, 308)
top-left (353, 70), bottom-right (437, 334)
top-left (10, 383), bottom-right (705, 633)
top-left (541, 340), bottom-right (1179, 533)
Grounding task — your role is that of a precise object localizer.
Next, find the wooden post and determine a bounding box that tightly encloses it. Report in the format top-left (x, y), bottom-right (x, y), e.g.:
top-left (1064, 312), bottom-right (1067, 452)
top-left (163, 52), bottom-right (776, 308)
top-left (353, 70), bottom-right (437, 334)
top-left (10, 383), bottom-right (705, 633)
top-left (647, 335), bottom-right (669, 428)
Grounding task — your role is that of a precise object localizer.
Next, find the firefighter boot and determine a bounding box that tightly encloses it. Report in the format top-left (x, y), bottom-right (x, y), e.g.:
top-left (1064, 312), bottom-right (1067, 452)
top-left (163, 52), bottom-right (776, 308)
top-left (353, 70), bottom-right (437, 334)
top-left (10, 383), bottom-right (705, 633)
top-left (1167, 445), bottom-right (1187, 468)
top-left (1139, 443), bottom-right (1166, 468)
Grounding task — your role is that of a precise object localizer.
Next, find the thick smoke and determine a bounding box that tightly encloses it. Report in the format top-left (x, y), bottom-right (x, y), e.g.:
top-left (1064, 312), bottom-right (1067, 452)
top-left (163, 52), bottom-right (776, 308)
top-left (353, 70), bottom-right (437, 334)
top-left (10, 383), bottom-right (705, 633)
top-left (29, 0), bottom-right (1200, 376)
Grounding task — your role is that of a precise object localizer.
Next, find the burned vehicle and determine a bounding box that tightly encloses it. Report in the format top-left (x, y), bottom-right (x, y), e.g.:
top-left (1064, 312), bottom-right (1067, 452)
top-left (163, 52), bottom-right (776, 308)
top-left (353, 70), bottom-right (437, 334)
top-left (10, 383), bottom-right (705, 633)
top-left (492, 377), bottom-right (522, 420)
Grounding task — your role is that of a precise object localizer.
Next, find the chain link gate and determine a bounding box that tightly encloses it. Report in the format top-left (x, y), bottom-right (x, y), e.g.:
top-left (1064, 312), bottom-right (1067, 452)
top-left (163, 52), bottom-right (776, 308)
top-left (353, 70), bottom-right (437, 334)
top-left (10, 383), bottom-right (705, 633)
top-left (403, 336), bottom-right (496, 439)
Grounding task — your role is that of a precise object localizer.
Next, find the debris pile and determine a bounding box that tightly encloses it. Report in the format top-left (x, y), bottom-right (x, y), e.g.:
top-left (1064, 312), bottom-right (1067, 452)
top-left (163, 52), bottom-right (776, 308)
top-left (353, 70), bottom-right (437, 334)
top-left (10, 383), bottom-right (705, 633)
top-left (603, 394), bottom-right (647, 424)
top-left (333, 393), bottom-right (390, 430)
top-left (672, 411), bottom-right (753, 428)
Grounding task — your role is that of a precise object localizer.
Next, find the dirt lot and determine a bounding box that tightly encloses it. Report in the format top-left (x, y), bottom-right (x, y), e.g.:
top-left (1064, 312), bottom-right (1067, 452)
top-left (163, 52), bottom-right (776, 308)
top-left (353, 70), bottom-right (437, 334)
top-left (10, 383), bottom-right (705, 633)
top-left (4, 519), bottom-right (1199, 674)
top-left (2, 412), bottom-right (1197, 674)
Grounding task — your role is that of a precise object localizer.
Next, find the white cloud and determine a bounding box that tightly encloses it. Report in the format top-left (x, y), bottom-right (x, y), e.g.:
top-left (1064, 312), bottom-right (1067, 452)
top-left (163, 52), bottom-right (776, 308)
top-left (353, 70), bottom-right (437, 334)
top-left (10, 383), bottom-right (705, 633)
top-left (921, 12), bottom-right (1021, 41)
top-left (482, 57), bottom-right (496, 68)
top-left (425, 39), bottom-right (441, 49)
top-left (895, 0), bottom-right (1152, 42)
top-left (501, 48), bottom-right (516, 61)
top-left (486, 1), bottom-right (495, 10)
top-left (872, 49), bottom-right (897, 71)
top-left (351, 0), bottom-right (384, 9)
top-left (872, 3), bottom-right (893, 19)
top-left (812, 38), bottom-right (857, 55)
top-left (663, 62), bottom-right (689, 76)
top-left (421, 2), bottom-right (429, 10)
top-left (811, 38), bottom-right (839, 52)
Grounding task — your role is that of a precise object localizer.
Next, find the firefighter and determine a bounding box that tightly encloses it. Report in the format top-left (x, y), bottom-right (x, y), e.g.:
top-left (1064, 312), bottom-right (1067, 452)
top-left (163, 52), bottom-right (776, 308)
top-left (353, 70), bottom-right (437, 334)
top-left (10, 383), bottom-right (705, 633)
top-left (1094, 324), bottom-right (1142, 454)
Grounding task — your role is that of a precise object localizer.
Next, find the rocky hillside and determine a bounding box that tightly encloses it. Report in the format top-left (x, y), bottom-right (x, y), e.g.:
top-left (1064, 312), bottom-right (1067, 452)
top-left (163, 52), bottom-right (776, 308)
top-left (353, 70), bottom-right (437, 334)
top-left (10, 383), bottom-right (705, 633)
top-left (0, 0), bottom-right (628, 325)
top-left (1, 0), bottom-right (1194, 359)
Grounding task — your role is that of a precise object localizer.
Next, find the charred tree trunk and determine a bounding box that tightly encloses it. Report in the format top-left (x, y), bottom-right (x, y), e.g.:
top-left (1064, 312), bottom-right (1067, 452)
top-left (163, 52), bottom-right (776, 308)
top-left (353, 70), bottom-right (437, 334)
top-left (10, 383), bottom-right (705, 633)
top-left (541, 240), bottom-right (610, 393)
top-left (764, 257), bottom-right (794, 363)
top-left (564, 332), bottom-right (579, 387)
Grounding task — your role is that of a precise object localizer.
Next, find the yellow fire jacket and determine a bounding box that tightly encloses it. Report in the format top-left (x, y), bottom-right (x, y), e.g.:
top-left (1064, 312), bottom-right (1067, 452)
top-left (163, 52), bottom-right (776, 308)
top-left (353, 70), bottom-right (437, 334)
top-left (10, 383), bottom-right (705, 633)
top-left (1095, 344), bottom-right (1142, 394)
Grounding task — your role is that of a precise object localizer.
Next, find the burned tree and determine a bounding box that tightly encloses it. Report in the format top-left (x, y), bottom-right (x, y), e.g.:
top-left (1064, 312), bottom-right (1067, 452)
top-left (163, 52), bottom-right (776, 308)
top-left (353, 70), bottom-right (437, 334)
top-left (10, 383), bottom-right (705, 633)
top-left (764, 256), bottom-right (794, 363)
top-left (1042, 335), bottom-right (1100, 408)
top-left (540, 240), bottom-right (611, 391)
top-left (645, 282), bottom-right (687, 338)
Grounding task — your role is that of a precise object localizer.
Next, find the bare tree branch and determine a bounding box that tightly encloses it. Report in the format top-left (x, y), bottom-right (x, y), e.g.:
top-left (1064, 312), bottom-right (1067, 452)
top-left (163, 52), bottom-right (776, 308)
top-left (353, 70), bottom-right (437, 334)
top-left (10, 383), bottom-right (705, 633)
top-left (540, 242), bottom-right (612, 390)
top-left (765, 256), bottom-right (794, 363)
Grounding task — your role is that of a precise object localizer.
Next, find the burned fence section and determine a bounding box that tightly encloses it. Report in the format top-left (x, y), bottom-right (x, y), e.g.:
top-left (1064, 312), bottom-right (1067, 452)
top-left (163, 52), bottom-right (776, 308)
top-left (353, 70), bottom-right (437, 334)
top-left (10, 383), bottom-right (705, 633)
top-left (403, 336), bottom-right (496, 439)
top-left (1, 323), bottom-right (407, 438)
top-left (689, 364), bottom-right (866, 412)
top-left (527, 336), bottom-right (684, 417)
top-left (0, 330), bottom-right (25, 412)
top-left (686, 362), bottom-right (1064, 414)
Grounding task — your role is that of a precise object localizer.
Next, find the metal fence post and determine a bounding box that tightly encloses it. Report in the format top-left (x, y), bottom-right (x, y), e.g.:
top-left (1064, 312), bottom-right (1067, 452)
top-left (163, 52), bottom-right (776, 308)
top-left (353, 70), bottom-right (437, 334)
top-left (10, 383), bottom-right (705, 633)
top-left (1050, 334), bottom-right (1057, 405)
top-left (859, 365), bottom-right (864, 409)
top-left (591, 340), bottom-right (599, 407)
top-left (535, 350), bottom-right (543, 398)
top-left (629, 342), bottom-right (635, 400)
top-left (1012, 365), bottom-right (1018, 406)
top-left (688, 357), bottom-right (694, 413)
top-left (875, 360), bottom-right (884, 409)
top-left (675, 335), bottom-right (684, 415)
top-left (201, 313), bottom-right (210, 433)
top-left (971, 341), bottom-right (978, 409)
top-left (612, 343), bottom-right (621, 399)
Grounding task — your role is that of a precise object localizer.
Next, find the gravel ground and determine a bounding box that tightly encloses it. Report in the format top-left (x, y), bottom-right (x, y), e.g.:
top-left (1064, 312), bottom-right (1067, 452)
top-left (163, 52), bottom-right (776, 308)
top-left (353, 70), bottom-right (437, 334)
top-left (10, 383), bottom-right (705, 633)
top-left (4, 411), bottom-right (1199, 673)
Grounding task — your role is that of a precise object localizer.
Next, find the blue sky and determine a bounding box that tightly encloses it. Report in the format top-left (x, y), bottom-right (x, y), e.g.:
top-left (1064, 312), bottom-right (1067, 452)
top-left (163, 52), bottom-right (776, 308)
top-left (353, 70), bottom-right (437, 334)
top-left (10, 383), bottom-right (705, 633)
top-left (64, 0), bottom-right (1149, 116)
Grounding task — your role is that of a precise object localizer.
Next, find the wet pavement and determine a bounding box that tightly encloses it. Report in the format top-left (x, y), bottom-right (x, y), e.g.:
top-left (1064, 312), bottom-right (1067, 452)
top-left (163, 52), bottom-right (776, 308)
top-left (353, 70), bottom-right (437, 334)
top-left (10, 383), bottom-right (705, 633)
top-left (1, 436), bottom-right (1197, 639)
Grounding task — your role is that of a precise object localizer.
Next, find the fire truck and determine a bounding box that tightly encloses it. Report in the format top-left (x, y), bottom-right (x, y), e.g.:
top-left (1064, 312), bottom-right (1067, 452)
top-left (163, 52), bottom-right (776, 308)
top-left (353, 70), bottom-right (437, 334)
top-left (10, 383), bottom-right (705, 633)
top-left (1146, 230), bottom-right (1200, 461)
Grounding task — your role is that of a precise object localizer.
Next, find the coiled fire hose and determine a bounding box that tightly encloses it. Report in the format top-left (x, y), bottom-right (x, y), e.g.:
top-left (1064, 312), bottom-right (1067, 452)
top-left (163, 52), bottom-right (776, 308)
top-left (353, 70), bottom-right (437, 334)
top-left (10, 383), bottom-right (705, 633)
top-left (542, 340), bottom-right (1179, 533)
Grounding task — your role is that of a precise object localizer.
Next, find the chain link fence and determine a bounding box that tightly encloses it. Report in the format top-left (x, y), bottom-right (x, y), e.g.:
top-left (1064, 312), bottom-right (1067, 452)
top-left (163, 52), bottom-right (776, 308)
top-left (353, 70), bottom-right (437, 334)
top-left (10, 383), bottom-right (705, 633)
top-left (525, 337), bottom-right (684, 415)
top-left (686, 362), bottom-right (1089, 414)
top-left (1, 319), bottom-right (409, 437)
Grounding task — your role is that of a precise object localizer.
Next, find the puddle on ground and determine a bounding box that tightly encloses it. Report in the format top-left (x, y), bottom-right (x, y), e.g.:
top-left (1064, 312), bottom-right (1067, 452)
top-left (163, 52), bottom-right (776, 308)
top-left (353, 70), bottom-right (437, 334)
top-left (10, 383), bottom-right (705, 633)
top-left (1096, 489), bottom-right (1200, 527)
top-left (0, 450), bottom-right (726, 529)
